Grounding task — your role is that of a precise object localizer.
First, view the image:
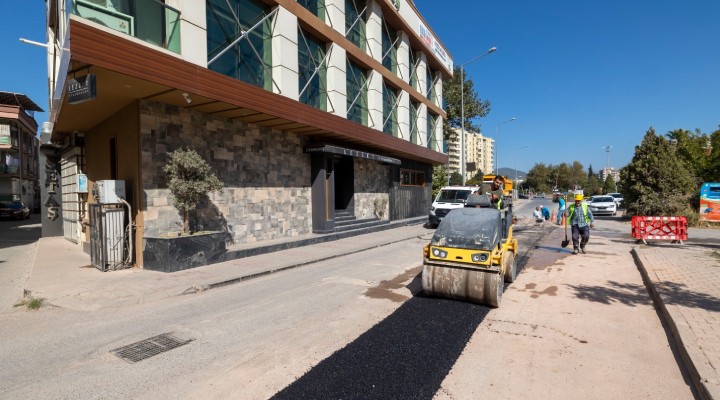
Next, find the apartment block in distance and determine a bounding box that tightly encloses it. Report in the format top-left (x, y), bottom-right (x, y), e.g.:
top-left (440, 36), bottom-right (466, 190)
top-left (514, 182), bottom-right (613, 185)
top-left (0, 91), bottom-right (42, 210)
top-left (44, 0), bottom-right (452, 268)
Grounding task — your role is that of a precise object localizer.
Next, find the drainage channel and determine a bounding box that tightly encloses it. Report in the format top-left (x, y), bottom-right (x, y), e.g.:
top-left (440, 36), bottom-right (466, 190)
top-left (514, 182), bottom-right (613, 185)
top-left (112, 333), bottom-right (194, 363)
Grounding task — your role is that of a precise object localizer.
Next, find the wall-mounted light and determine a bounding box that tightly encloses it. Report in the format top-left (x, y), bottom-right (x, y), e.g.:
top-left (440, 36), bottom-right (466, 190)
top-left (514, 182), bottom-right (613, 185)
top-left (182, 92), bottom-right (192, 104)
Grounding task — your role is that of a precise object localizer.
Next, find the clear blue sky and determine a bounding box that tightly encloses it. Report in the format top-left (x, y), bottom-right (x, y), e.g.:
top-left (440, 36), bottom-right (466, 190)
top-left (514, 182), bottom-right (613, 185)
top-left (2, 1), bottom-right (719, 174)
top-left (416, 0), bottom-right (720, 174)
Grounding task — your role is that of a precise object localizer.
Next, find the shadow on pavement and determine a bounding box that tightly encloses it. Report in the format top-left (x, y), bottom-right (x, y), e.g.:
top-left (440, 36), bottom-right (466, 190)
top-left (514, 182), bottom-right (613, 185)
top-left (271, 295), bottom-right (490, 400)
top-left (567, 280), bottom-right (720, 312)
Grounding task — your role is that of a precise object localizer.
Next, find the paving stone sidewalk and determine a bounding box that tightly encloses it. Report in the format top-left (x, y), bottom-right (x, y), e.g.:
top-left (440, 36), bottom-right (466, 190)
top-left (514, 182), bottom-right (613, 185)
top-left (634, 243), bottom-right (720, 400)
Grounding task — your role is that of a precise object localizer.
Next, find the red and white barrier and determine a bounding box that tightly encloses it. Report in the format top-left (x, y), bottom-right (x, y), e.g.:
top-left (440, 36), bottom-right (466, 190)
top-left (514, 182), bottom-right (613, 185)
top-left (631, 216), bottom-right (687, 244)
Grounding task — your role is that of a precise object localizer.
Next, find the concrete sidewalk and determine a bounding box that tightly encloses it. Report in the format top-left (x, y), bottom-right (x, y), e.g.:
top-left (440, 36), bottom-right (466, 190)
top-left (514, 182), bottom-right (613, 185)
top-left (633, 241), bottom-right (720, 400)
top-left (23, 223), bottom-right (434, 311)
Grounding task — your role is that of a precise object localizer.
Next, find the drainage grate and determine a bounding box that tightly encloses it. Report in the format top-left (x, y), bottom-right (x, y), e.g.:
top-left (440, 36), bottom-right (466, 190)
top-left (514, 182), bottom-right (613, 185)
top-left (111, 333), bottom-right (194, 363)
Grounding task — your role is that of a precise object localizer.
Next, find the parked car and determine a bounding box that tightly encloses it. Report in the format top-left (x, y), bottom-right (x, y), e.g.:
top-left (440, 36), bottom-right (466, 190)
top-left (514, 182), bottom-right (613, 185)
top-left (0, 201), bottom-right (30, 220)
top-left (607, 192), bottom-right (624, 208)
top-left (588, 196), bottom-right (617, 216)
top-left (429, 186), bottom-right (481, 227)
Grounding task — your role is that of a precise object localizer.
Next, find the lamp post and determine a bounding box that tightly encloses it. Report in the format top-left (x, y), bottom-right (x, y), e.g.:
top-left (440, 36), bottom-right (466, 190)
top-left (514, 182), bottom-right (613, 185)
top-left (515, 145), bottom-right (528, 198)
top-left (495, 117), bottom-right (517, 175)
top-left (460, 46), bottom-right (496, 185)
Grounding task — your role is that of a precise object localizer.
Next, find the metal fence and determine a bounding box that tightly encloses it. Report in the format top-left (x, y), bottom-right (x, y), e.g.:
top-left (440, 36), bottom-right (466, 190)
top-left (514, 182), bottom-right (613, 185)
top-left (89, 203), bottom-right (126, 271)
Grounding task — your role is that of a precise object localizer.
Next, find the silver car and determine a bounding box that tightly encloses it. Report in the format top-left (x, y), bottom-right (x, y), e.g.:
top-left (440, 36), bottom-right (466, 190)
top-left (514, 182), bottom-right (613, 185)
top-left (588, 196), bottom-right (617, 216)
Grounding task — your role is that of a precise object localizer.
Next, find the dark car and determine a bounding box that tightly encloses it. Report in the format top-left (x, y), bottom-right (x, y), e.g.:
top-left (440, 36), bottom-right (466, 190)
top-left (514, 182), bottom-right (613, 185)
top-left (0, 201), bottom-right (30, 220)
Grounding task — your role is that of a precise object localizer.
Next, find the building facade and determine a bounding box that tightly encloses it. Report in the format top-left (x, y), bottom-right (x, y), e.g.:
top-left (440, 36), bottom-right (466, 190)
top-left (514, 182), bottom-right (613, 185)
top-left (599, 167), bottom-right (620, 183)
top-left (0, 92), bottom-right (42, 210)
top-left (44, 0), bottom-right (452, 267)
top-left (447, 128), bottom-right (494, 182)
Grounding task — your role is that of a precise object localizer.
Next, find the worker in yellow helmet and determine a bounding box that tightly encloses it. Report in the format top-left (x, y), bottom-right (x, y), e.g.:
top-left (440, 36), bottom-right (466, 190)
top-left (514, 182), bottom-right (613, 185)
top-left (565, 193), bottom-right (594, 254)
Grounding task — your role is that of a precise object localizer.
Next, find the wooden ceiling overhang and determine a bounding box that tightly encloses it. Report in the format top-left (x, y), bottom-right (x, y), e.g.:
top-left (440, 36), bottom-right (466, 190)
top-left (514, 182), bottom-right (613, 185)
top-left (58, 18), bottom-right (448, 165)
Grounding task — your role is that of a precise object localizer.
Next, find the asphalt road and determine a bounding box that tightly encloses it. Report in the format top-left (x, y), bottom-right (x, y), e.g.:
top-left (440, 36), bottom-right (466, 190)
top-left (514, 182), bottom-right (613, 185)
top-left (0, 214), bottom-right (41, 310)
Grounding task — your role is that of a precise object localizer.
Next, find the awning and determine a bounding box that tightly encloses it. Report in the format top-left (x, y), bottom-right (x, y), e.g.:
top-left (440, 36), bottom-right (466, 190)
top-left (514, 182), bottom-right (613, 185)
top-left (0, 91), bottom-right (44, 112)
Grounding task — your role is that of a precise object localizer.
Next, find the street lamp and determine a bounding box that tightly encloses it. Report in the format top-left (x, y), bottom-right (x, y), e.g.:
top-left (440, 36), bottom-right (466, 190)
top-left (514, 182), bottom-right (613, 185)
top-left (495, 117), bottom-right (517, 175)
top-left (460, 46), bottom-right (496, 185)
top-left (515, 145), bottom-right (528, 198)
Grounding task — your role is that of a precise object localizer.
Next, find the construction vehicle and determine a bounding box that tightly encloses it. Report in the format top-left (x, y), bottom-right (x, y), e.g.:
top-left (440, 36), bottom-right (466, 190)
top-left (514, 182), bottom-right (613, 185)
top-left (422, 194), bottom-right (518, 307)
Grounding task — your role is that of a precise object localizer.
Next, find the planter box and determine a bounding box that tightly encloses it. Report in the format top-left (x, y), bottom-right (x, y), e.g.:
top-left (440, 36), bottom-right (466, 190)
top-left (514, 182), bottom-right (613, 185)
top-left (143, 231), bottom-right (227, 272)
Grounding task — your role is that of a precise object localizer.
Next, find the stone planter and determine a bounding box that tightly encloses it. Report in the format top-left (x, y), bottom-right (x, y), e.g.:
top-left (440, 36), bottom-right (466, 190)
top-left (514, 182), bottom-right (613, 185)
top-left (143, 231), bottom-right (227, 272)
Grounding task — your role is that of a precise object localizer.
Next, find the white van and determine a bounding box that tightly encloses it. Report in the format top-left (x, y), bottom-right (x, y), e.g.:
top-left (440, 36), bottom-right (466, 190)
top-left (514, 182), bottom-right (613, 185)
top-left (428, 186), bottom-right (480, 227)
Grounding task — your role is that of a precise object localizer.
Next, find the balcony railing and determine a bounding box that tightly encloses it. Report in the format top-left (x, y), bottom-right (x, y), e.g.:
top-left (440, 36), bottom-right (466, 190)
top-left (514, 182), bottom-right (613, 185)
top-left (1, 165), bottom-right (20, 174)
top-left (0, 137), bottom-right (19, 147)
top-left (72, 0), bottom-right (181, 54)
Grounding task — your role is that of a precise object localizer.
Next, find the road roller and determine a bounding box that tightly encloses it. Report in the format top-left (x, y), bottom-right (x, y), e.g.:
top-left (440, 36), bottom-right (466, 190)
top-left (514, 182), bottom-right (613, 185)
top-left (422, 195), bottom-right (518, 307)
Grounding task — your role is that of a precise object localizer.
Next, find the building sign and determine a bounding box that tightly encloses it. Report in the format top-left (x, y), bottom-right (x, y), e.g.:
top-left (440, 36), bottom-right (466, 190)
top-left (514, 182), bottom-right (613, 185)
top-left (304, 144), bottom-right (401, 165)
top-left (418, 21), bottom-right (453, 72)
top-left (44, 159), bottom-right (61, 220)
top-left (67, 74), bottom-right (97, 104)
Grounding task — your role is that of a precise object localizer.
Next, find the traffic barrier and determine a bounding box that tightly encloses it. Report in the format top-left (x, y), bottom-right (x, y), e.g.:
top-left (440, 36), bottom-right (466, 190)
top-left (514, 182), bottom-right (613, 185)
top-left (631, 216), bottom-right (687, 244)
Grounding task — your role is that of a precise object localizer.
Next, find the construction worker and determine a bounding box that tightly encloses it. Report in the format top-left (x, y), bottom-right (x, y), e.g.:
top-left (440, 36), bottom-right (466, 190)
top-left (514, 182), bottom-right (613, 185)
top-left (484, 175), bottom-right (505, 209)
top-left (554, 193), bottom-right (566, 225)
top-left (566, 193), bottom-right (594, 254)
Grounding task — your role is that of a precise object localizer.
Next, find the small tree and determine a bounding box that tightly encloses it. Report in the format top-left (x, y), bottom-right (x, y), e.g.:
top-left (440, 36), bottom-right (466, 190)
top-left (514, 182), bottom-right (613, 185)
top-left (602, 175), bottom-right (617, 194)
top-left (163, 147), bottom-right (223, 234)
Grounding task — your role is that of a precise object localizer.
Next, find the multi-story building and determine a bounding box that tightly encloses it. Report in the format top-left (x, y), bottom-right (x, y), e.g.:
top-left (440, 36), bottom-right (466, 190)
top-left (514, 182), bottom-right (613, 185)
top-left (43, 0), bottom-right (452, 267)
top-left (447, 128), bottom-right (494, 182)
top-left (599, 167), bottom-right (620, 183)
top-left (0, 91), bottom-right (42, 209)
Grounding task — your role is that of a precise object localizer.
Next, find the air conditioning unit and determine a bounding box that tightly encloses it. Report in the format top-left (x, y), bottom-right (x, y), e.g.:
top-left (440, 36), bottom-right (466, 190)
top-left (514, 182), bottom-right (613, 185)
top-left (94, 180), bottom-right (126, 204)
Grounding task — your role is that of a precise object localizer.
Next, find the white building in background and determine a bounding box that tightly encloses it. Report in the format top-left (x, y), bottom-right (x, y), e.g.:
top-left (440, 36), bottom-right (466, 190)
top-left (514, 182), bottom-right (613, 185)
top-left (447, 128), bottom-right (494, 181)
top-left (600, 167), bottom-right (620, 183)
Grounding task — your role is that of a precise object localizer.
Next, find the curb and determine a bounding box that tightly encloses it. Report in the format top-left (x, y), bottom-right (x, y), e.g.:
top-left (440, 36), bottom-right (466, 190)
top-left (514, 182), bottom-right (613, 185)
top-left (185, 229), bottom-right (434, 294)
top-left (632, 246), bottom-right (718, 400)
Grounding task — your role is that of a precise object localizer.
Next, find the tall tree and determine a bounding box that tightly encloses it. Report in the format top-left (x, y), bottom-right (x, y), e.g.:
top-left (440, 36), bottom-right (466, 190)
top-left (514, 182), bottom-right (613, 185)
top-left (525, 163), bottom-right (552, 194)
top-left (620, 127), bottom-right (695, 216)
top-left (442, 66), bottom-right (492, 141)
top-left (588, 164), bottom-right (594, 179)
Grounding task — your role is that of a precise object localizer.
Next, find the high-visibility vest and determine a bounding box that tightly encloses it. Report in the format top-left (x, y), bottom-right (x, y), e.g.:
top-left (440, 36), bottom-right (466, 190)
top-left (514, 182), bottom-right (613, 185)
top-left (567, 203), bottom-right (590, 225)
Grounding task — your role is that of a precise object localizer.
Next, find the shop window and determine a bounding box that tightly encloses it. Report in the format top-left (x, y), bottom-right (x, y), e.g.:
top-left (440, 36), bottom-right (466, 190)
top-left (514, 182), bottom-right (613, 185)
top-left (400, 169), bottom-right (425, 186)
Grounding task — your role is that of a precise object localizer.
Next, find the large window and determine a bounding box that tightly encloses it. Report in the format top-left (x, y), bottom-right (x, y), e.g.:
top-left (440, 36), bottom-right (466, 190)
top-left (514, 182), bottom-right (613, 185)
top-left (298, 29), bottom-right (327, 110)
top-left (346, 59), bottom-right (368, 125)
top-left (409, 101), bottom-right (420, 144)
top-left (382, 83), bottom-right (398, 136)
top-left (298, 0), bottom-right (325, 20)
top-left (409, 50), bottom-right (419, 90)
top-left (207, 0), bottom-right (272, 89)
top-left (426, 66), bottom-right (436, 104)
top-left (345, 0), bottom-right (366, 51)
top-left (381, 20), bottom-right (397, 74)
top-left (400, 169), bottom-right (425, 187)
top-left (427, 112), bottom-right (438, 151)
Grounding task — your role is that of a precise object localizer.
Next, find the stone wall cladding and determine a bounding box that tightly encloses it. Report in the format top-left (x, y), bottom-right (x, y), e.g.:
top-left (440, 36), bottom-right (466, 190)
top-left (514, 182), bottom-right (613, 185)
top-left (139, 100), bottom-right (312, 243)
top-left (353, 158), bottom-right (390, 219)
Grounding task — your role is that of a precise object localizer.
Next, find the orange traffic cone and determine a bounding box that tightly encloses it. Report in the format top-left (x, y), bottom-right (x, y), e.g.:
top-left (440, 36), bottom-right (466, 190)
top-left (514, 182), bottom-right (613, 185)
top-left (551, 210), bottom-right (556, 221)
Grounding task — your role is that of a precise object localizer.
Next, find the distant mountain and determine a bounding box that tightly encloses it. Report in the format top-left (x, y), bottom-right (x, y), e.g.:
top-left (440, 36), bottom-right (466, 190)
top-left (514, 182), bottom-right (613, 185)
top-left (497, 167), bottom-right (528, 180)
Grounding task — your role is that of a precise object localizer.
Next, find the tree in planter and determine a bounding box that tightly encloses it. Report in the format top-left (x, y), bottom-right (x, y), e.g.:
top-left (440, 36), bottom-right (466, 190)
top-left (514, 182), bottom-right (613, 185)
top-left (163, 148), bottom-right (224, 235)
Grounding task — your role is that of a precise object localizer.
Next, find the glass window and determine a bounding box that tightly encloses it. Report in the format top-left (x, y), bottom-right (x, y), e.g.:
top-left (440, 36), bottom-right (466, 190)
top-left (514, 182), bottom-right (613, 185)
top-left (346, 59), bottom-right (368, 125)
top-left (298, 0), bottom-right (325, 20)
top-left (409, 101), bottom-right (420, 144)
top-left (409, 50), bottom-right (419, 90)
top-left (400, 169), bottom-right (425, 186)
top-left (345, 0), bottom-right (366, 51)
top-left (298, 29), bottom-right (327, 110)
top-left (426, 66), bottom-right (436, 103)
top-left (207, 0), bottom-right (272, 90)
top-left (382, 83), bottom-right (398, 136)
top-left (427, 112), bottom-right (437, 151)
top-left (381, 20), bottom-right (397, 74)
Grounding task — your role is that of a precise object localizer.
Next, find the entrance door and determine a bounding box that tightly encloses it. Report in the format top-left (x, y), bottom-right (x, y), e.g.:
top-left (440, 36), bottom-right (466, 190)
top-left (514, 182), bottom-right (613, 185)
top-left (333, 156), bottom-right (354, 212)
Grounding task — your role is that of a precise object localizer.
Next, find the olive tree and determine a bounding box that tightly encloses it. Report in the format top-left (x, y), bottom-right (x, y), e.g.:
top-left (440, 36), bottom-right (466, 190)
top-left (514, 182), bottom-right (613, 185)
top-left (163, 147), bottom-right (224, 234)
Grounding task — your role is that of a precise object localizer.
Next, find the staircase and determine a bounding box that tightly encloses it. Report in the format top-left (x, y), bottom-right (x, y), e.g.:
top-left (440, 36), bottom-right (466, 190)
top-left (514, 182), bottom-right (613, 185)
top-left (334, 210), bottom-right (389, 232)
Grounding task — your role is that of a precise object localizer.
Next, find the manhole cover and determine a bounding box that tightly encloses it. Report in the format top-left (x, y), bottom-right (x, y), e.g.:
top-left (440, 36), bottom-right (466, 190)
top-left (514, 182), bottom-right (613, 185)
top-left (112, 333), bottom-right (194, 363)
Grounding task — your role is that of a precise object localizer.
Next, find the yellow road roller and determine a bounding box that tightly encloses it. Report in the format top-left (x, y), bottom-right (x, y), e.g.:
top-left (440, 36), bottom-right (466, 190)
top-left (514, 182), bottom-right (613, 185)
top-left (422, 196), bottom-right (518, 307)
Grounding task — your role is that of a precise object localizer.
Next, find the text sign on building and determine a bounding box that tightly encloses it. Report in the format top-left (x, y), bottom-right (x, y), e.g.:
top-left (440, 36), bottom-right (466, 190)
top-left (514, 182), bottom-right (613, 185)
top-left (67, 74), bottom-right (97, 104)
top-left (77, 174), bottom-right (88, 193)
top-left (304, 145), bottom-right (401, 165)
top-left (418, 22), bottom-right (453, 72)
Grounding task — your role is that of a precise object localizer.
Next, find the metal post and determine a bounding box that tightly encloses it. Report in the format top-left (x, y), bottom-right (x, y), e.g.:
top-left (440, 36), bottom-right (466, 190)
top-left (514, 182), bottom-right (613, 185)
top-left (460, 65), bottom-right (465, 185)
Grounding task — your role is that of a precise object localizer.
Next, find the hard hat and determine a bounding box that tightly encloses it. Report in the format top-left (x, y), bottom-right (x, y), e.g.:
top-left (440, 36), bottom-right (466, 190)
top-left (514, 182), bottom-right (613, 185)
top-left (574, 194), bottom-right (583, 201)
